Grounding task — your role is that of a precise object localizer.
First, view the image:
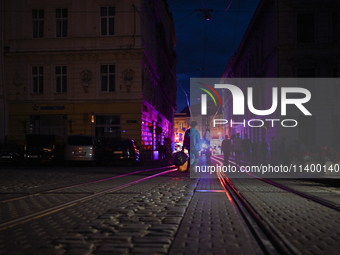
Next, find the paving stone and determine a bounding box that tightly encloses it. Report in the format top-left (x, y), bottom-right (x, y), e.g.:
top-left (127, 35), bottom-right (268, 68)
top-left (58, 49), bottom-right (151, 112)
top-left (64, 248), bottom-right (92, 255)
top-left (113, 231), bottom-right (147, 237)
top-left (149, 225), bottom-right (178, 231)
top-left (162, 217), bottom-right (182, 224)
top-left (68, 243), bottom-right (95, 250)
top-left (131, 246), bottom-right (168, 254)
top-left (2, 168), bottom-right (197, 255)
top-left (87, 235), bottom-right (131, 242)
top-left (139, 217), bottom-right (163, 224)
top-left (118, 224), bottom-right (151, 231)
top-left (133, 236), bottom-right (172, 244)
top-left (54, 240), bottom-right (87, 245)
top-left (146, 231), bottom-right (176, 237)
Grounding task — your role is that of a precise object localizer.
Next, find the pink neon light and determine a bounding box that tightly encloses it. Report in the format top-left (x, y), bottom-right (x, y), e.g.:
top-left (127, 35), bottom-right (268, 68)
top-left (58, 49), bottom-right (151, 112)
top-left (46, 165), bottom-right (177, 193)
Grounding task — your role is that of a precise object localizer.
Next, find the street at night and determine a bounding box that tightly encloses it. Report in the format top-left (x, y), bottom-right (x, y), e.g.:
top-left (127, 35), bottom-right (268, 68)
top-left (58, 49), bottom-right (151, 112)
top-left (1, 158), bottom-right (340, 254)
top-left (1, 0), bottom-right (340, 254)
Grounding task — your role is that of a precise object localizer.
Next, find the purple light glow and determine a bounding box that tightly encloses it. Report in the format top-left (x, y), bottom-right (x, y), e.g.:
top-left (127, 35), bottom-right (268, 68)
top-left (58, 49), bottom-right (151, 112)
top-left (45, 166), bottom-right (177, 194)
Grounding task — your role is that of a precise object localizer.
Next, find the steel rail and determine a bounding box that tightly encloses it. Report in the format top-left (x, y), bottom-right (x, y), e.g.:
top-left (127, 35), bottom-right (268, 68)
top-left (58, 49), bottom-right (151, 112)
top-left (213, 155), bottom-right (340, 212)
top-left (0, 165), bottom-right (176, 203)
top-left (0, 167), bottom-right (178, 231)
top-left (211, 156), bottom-right (301, 255)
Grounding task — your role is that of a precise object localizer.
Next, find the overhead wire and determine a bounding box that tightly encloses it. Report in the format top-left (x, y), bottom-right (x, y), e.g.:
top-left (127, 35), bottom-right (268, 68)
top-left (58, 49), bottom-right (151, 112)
top-left (200, 0), bottom-right (206, 9)
top-left (175, 11), bottom-right (195, 31)
top-left (174, 10), bottom-right (195, 23)
top-left (223, 0), bottom-right (233, 14)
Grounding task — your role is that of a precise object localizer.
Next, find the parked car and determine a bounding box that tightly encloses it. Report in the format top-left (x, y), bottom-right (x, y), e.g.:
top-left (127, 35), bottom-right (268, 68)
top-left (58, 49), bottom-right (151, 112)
top-left (64, 135), bottom-right (97, 165)
top-left (24, 134), bottom-right (64, 163)
top-left (104, 139), bottom-right (140, 166)
top-left (0, 142), bottom-right (23, 164)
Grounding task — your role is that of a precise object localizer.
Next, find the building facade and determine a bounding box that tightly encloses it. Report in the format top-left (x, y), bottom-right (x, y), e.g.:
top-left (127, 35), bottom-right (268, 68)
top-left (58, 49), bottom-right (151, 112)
top-left (0, 1), bottom-right (5, 142)
top-left (222, 0), bottom-right (340, 149)
top-left (2, 0), bottom-right (177, 158)
top-left (174, 112), bottom-right (189, 144)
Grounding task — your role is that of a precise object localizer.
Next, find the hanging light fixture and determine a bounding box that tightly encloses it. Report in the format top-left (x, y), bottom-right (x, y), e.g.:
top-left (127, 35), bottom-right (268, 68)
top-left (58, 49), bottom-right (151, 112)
top-left (205, 11), bottom-right (211, 21)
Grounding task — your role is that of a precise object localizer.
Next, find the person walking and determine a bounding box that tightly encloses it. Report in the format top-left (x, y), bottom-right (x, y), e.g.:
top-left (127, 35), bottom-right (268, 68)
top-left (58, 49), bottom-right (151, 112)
top-left (183, 121), bottom-right (201, 171)
top-left (221, 135), bottom-right (231, 166)
top-left (230, 134), bottom-right (235, 157)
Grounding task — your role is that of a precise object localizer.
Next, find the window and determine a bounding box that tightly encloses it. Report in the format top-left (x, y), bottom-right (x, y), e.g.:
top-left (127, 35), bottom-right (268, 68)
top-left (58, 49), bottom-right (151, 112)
top-left (56, 9), bottom-right (68, 37)
top-left (32, 9), bottom-right (44, 38)
top-left (297, 13), bottom-right (314, 43)
top-left (100, 65), bottom-right (115, 92)
top-left (101, 7), bottom-right (115, 35)
top-left (55, 66), bottom-right (67, 93)
top-left (32, 66), bottom-right (44, 93)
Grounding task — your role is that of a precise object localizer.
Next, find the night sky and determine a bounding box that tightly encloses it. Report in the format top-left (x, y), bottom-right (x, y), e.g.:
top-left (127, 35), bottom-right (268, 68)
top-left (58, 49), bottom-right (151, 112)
top-left (167, 0), bottom-right (260, 112)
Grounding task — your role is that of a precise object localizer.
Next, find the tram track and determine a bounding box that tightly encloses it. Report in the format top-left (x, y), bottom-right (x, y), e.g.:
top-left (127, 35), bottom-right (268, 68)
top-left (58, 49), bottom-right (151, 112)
top-left (211, 157), bottom-right (297, 255)
top-left (0, 165), bottom-right (178, 231)
top-left (0, 165), bottom-right (175, 203)
top-left (213, 155), bottom-right (340, 212)
top-left (211, 155), bottom-right (340, 255)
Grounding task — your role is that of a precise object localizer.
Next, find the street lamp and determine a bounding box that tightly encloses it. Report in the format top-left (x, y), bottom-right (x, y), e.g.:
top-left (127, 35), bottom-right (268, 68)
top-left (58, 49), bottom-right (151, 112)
top-left (196, 9), bottom-right (213, 21)
top-left (205, 11), bottom-right (211, 20)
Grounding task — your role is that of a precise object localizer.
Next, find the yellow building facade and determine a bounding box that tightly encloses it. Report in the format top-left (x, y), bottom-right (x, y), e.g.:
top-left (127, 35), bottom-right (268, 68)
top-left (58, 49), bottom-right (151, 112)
top-left (3, 0), bottom-right (177, 156)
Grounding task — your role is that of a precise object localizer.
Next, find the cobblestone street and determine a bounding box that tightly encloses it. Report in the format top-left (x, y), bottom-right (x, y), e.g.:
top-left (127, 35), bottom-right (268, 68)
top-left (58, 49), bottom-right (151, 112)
top-left (1, 159), bottom-right (340, 254)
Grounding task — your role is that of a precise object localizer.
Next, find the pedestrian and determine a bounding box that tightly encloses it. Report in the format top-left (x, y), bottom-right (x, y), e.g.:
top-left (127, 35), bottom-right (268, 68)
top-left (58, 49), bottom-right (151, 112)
top-left (251, 141), bottom-right (259, 163)
top-left (183, 121), bottom-right (201, 171)
top-left (183, 128), bottom-right (191, 171)
top-left (233, 133), bottom-right (243, 164)
top-left (242, 134), bottom-right (251, 163)
top-left (221, 135), bottom-right (231, 166)
top-left (230, 134), bottom-right (236, 157)
top-left (260, 138), bottom-right (268, 163)
top-left (270, 137), bottom-right (279, 164)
